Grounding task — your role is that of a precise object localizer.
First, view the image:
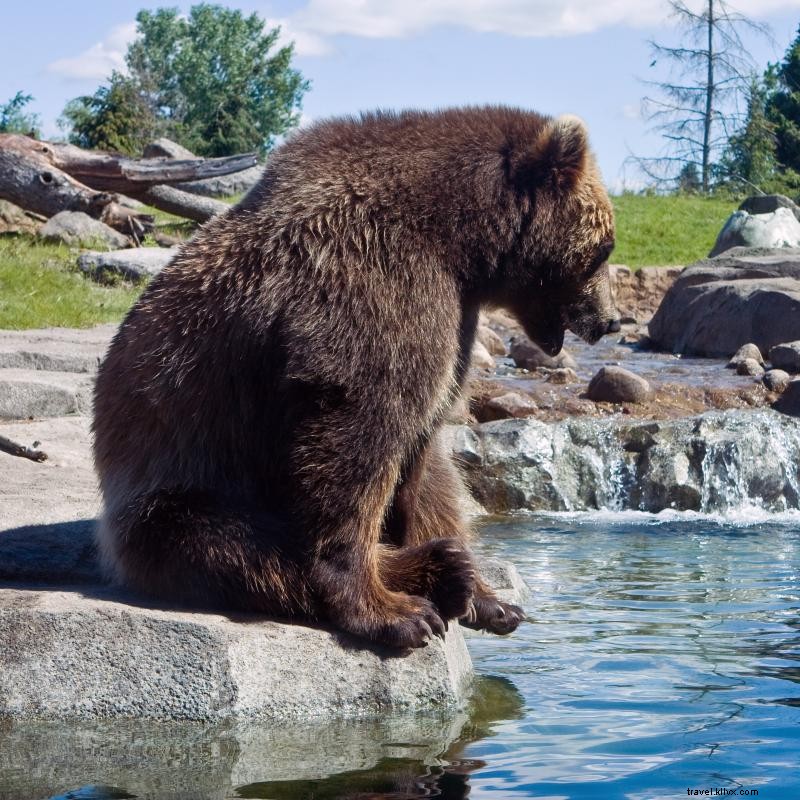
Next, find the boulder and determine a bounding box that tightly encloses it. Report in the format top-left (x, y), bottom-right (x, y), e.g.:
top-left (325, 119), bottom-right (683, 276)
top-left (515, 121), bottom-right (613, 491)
top-left (648, 248), bottom-right (800, 357)
top-left (470, 340), bottom-right (495, 370)
top-left (586, 366), bottom-right (653, 404)
top-left (0, 369), bottom-right (92, 418)
top-left (481, 391), bottom-right (538, 421)
top-left (739, 194), bottom-right (800, 222)
top-left (509, 337), bottom-right (577, 370)
top-left (476, 324), bottom-right (507, 356)
top-left (39, 211), bottom-right (130, 250)
top-left (764, 368), bottom-right (791, 393)
top-left (736, 358), bottom-right (765, 378)
top-left (142, 137), bottom-right (197, 159)
top-left (709, 207), bottom-right (800, 257)
top-left (727, 342), bottom-right (764, 368)
top-left (177, 165), bottom-right (265, 198)
top-left (78, 246), bottom-right (177, 281)
top-left (769, 341), bottom-right (800, 372)
top-left (0, 325), bottom-right (113, 373)
top-left (546, 367), bottom-right (579, 384)
top-left (773, 379), bottom-right (800, 416)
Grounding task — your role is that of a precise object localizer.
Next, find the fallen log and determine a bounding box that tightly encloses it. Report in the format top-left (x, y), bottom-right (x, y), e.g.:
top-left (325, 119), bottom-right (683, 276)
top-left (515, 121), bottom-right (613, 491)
top-left (140, 184), bottom-right (229, 223)
top-left (0, 137), bottom-right (154, 240)
top-left (0, 434), bottom-right (47, 463)
top-left (0, 135), bottom-right (257, 193)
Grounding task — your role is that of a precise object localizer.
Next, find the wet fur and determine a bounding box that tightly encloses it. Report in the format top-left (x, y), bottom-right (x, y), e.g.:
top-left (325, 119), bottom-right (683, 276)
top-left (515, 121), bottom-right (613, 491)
top-left (93, 106), bottom-right (617, 648)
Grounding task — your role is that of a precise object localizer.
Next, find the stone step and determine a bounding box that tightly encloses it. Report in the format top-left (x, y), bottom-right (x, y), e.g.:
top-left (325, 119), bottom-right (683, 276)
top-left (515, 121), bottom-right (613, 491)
top-left (0, 324), bottom-right (114, 373)
top-left (0, 369), bottom-right (93, 419)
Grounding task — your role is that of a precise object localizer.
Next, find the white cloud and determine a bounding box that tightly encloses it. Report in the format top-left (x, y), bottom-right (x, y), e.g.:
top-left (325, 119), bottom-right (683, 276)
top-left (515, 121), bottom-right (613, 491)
top-left (264, 17), bottom-right (333, 57)
top-left (285, 0), bottom-right (800, 42)
top-left (46, 22), bottom-right (136, 81)
top-left (622, 103), bottom-right (641, 120)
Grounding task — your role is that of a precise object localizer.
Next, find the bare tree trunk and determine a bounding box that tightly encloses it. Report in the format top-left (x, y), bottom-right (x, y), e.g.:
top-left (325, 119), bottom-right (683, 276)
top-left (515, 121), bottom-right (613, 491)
top-left (702, 0), bottom-right (714, 193)
top-left (0, 137), bottom-right (154, 238)
top-left (140, 184), bottom-right (229, 223)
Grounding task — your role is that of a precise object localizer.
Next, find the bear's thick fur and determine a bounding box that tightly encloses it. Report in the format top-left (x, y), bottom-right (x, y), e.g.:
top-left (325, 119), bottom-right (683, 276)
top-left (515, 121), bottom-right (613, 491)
top-left (93, 107), bottom-right (618, 649)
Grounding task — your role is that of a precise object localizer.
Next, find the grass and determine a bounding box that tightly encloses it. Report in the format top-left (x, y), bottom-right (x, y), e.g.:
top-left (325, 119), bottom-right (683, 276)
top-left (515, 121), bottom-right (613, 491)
top-left (0, 193), bottom-right (738, 329)
top-left (611, 193), bottom-right (738, 269)
top-left (0, 237), bottom-right (142, 329)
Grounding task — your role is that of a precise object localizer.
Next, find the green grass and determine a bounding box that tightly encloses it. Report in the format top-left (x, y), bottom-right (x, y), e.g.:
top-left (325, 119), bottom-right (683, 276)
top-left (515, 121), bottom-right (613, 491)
top-left (612, 193), bottom-right (738, 269)
top-left (0, 237), bottom-right (142, 329)
top-left (0, 193), bottom-right (735, 329)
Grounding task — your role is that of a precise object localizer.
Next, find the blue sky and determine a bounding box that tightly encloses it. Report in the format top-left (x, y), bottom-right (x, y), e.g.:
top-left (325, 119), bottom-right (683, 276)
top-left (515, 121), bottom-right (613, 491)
top-left (3, 0), bottom-right (800, 191)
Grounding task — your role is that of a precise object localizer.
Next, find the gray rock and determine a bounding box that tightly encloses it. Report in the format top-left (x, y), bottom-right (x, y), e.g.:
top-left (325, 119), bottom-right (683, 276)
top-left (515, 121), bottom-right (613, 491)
top-left (0, 585), bottom-right (472, 721)
top-left (39, 211), bottom-right (130, 249)
top-left (736, 357), bottom-right (765, 377)
top-left (444, 424), bottom-right (483, 466)
top-left (510, 337), bottom-right (577, 370)
top-left (586, 366), bottom-right (653, 404)
top-left (476, 324), bottom-right (507, 356)
top-left (0, 324), bottom-right (113, 372)
top-left (0, 369), bottom-right (92, 418)
top-left (648, 248), bottom-right (800, 357)
top-left (769, 340), bottom-right (800, 372)
top-left (78, 246), bottom-right (177, 281)
top-left (142, 137), bottom-right (197, 159)
top-left (739, 194), bottom-right (800, 222)
top-left (482, 391), bottom-right (538, 421)
top-left (773, 379), bottom-right (800, 416)
top-left (710, 207), bottom-right (800, 257)
top-left (727, 342), bottom-right (764, 368)
top-left (546, 366), bottom-right (579, 384)
top-left (764, 368), bottom-right (791, 393)
top-left (470, 340), bottom-right (495, 370)
top-left (462, 410), bottom-right (800, 514)
top-left (474, 557), bottom-right (529, 605)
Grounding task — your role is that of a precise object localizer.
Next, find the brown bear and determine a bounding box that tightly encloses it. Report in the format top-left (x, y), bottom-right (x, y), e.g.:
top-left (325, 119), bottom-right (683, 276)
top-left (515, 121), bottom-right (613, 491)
top-left (93, 106), bottom-right (618, 649)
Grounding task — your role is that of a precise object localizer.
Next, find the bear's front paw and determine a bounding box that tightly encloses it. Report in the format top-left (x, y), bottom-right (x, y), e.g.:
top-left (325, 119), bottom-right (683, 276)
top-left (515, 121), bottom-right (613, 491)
top-left (461, 596), bottom-right (525, 635)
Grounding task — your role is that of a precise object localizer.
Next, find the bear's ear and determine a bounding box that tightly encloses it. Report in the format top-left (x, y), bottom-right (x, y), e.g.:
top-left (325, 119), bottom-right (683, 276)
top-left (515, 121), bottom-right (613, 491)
top-left (509, 114), bottom-right (589, 193)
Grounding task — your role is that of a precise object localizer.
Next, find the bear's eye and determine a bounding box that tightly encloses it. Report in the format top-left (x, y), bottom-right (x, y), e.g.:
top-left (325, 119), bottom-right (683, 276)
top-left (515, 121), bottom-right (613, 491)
top-left (586, 239), bottom-right (614, 276)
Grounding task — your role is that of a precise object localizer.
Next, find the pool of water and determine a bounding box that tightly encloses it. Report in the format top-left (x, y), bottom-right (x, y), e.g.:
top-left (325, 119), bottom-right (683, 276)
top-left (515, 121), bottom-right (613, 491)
top-left (2, 515), bottom-right (799, 799)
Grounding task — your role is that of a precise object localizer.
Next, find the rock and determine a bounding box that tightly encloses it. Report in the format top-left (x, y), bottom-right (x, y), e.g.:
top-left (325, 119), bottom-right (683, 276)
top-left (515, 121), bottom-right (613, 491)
top-left (739, 193), bottom-right (800, 222)
top-left (474, 557), bottom-right (529, 605)
top-left (0, 199), bottom-right (40, 235)
top-left (736, 358), bottom-right (765, 377)
top-left (546, 367), bottom-right (578, 384)
top-left (0, 369), bottom-right (92, 418)
top-left (461, 410), bottom-right (800, 514)
top-left (78, 246), bottom-right (177, 281)
top-left (443, 424), bottom-right (483, 466)
top-left (0, 585), bottom-right (472, 721)
top-left (39, 211), bottom-right (131, 249)
top-left (0, 325), bottom-right (113, 372)
top-left (470, 340), bottom-right (495, 370)
top-left (509, 337), bottom-right (577, 370)
top-left (764, 368), bottom-right (791, 393)
top-left (773, 379), bottom-right (800, 416)
top-left (481, 392), bottom-right (538, 421)
top-left (727, 342), bottom-right (764, 368)
top-left (586, 366), bottom-right (653, 404)
top-left (609, 265), bottom-right (683, 323)
top-left (476, 324), bottom-right (507, 356)
top-left (142, 137), bottom-right (197, 159)
top-left (648, 248), bottom-right (800, 357)
top-left (769, 341), bottom-right (800, 372)
top-left (709, 208), bottom-right (800, 257)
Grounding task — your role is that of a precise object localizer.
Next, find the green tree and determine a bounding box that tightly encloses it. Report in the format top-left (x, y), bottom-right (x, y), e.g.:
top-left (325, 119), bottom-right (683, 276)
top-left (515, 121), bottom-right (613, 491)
top-left (0, 91), bottom-right (41, 136)
top-left (677, 162), bottom-right (702, 193)
top-left (717, 76), bottom-right (782, 193)
top-left (61, 4), bottom-right (309, 157)
top-left (766, 26), bottom-right (800, 174)
top-left (61, 72), bottom-right (159, 154)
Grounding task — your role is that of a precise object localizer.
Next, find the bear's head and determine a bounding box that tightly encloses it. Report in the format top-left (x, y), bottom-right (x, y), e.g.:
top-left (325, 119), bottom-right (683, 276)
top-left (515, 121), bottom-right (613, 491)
top-left (499, 114), bottom-right (619, 356)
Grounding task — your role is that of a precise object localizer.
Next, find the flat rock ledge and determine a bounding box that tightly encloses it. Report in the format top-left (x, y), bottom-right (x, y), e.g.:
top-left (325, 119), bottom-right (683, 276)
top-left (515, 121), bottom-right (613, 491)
top-left (0, 585), bottom-right (472, 722)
